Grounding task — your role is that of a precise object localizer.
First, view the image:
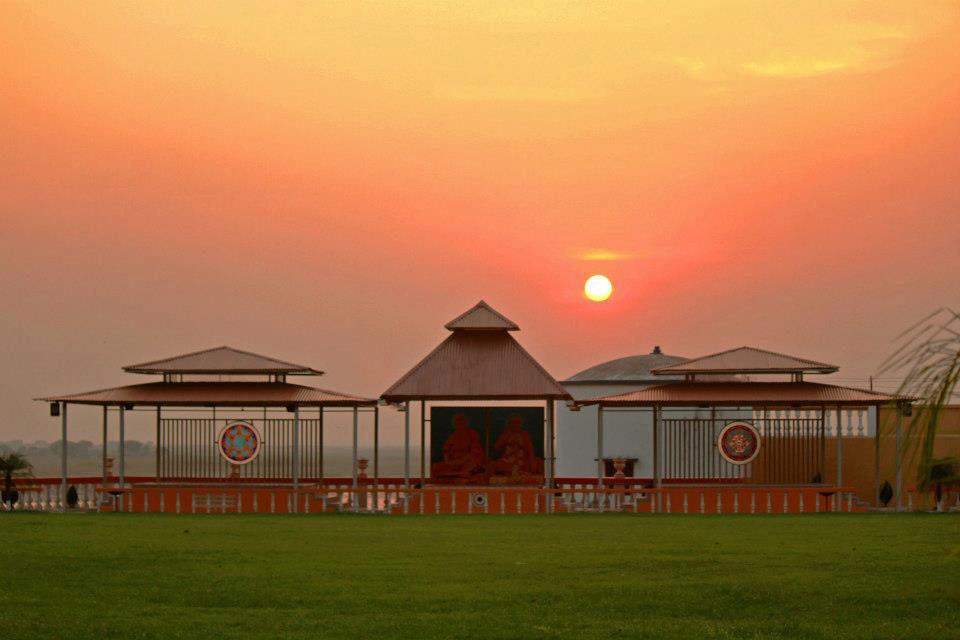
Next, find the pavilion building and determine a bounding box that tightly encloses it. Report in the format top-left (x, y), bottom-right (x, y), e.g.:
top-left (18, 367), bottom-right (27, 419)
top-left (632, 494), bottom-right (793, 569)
top-left (29, 305), bottom-right (911, 514)
top-left (37, 346), bottom-right (376, 512)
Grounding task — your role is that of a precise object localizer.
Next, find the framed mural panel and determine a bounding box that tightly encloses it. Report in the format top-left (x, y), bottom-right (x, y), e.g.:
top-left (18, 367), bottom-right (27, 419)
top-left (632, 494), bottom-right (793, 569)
top-left (431, 407), bottom-right (544, 485)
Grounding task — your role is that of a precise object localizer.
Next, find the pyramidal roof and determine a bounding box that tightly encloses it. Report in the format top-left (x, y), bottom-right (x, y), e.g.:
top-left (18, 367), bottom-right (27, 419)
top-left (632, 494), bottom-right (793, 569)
top-left (383, 302), bottom-right (567, 401)
top-left (123, 346), bottom-right (323, 376)
top-left (651, 346), bottom-right (838, 375)
top-left (444, 300), bottom-right (519, 331)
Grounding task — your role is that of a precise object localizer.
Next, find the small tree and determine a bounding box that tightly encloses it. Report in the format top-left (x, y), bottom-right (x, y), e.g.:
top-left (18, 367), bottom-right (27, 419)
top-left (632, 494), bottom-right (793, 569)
top-left (918, 456), bottom-right (960, 511)
top-left (0, 451), bottom-right (33, 510)
top-left (66, 485), bottom-right (79, 509)
top-left (878, 480), bottom-right (894, 507)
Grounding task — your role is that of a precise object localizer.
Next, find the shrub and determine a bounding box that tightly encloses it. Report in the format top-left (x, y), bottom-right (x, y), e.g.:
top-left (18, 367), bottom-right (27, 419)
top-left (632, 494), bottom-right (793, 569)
top-left (879, 480), bottom-right (893, 507)
top-left (66, 485), bottom-right (78, 509)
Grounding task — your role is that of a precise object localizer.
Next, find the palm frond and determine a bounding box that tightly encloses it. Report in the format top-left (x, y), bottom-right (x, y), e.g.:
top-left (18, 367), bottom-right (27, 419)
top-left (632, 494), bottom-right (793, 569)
top-left (878, 308), bottom-right (960, 466)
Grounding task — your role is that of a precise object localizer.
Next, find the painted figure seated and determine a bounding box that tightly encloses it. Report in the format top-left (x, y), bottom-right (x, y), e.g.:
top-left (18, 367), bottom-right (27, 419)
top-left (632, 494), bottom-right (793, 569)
top-left (431, 414), bottom-right (487, 483)
top-left (491, 414), bottom-right (543, 483)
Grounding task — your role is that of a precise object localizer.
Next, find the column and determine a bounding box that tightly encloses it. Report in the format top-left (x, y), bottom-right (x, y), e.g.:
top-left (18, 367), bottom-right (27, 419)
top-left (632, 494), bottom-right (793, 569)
top-left (653, 405), bottom-right (661, 511)
top-left (419, 400), bottom-right (426, 486)
top-left (352, 406), bottom-right (359, 511)
top-left (545, 400), bottom-right (557, 488)
top-left (60, 403), bottom-right (68, 510)
top-left (318, 407), bottom-right (324, 483)
top-left (835, 405), bottom-right (843, 512)
top-left (155, 406), bottom-right (161, 481)
top-left (596, 405), bottom-right (604, 485)
top-left (873, 405), bottom-right (880, 506)
top-left (351, 406), bottom-right (359, 489)
top-left (895, 405), bottom-right (903, 512)
top-left (119, 405), bottom-right (126, 512)
top-left (403, 402), bottom-right (410, 487)
top-left (292, 407), bottom-right (300, 490)
top-left (373, 405), bottom-right (380, 486)
top-left (546, 399), bottom-right (555, 513)
top-left (101, 406), bottom-right (108, 483)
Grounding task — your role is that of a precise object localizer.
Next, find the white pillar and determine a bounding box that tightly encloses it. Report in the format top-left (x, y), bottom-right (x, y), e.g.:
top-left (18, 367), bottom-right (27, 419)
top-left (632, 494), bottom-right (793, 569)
top-left (895, 406), bottom-right (903, 511)
top-left (373, 405), bottom-right (380, 486)
top-left (873, 405), bottom-right (880, 506)
top-left (101, 406), bottom-right (108, 483)
top-left (653, 406), bottom-right (661, 511)
top-left (596, 405), bottom-right (604, 484)
top-left (547, 399), bottom-right (555, 483)
top-left (119, 405), bottom-right (126, 512)
top-left (352, 405), bottom-right (359, 511)
top-left (60, 403), bottom-right (68, 510)
top-left (155, 406), bottom-right (161, 481)
top-left (835, 406), bottom-right (843, 484)
top-left (403, 402), bottom-right (410, 487)
top-left (292, 407), bottom-right (300, 490)
top-left (318, 407), bottom-right (324, 483)
top-left (545, 399), bottom-right (555, 513)
top-left (351, 406), bottom-right (359, 489)
top-left (420, 400), bottom-right (426, 486)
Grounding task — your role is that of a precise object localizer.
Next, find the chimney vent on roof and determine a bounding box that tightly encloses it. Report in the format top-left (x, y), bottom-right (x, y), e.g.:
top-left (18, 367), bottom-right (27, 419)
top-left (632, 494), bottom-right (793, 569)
top-left (652, 346), bottom-right (662, 355)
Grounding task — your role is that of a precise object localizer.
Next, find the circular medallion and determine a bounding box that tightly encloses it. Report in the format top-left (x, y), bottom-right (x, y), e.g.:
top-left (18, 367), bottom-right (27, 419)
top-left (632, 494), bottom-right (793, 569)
top-left (717, 421), bottom-right (761, 464)
top-left (217, 421), bottom-right (261, 465)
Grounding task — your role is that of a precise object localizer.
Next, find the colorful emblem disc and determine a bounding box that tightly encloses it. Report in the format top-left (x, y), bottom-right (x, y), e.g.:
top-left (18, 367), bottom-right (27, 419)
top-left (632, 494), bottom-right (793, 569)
top-left (218, 421), bottom-right (261, 465)
top-left (717, 421), bottom-right (761, 465)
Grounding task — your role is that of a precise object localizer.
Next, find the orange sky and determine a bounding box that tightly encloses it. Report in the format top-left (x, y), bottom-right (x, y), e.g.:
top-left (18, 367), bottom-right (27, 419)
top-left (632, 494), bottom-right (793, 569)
top-left (2, 2), bottom-right (959, 442)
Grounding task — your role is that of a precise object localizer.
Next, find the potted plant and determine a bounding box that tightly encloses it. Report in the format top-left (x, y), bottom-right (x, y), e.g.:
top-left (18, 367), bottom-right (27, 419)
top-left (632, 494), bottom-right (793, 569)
top-left (0, 451), bottom-right (33, 510)
top-left (918, 456), bottom-right (960, 511)
top-left (66, 485), bottom-right (79, 509)
top-left (879, 480), bottom-right (894, 508)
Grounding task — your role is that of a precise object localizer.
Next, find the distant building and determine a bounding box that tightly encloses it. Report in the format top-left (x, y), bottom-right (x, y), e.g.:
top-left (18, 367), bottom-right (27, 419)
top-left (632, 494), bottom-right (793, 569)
top-left (557, 346), bottom-right (688, 477)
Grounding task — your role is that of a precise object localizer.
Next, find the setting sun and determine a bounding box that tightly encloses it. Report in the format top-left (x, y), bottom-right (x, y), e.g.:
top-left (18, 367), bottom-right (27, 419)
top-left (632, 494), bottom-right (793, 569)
top-left (584, 275), bottom-right (613, 302)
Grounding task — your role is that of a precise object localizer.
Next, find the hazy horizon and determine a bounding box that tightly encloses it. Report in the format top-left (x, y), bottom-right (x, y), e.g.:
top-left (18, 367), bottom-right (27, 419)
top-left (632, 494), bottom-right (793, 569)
top-left (3, 3), bottom-right (959, 444)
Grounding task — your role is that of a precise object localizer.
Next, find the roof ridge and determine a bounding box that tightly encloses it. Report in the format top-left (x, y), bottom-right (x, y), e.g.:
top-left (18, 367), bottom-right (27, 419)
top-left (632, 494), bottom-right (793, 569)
top-left (654, 345), bottom-right (837, 372)
top-left (123, 345), bottom-right (321, 374)
top-left (732, 346), bottom-right (836, 369)
top-left (124, 345), bottom-right (231, 369)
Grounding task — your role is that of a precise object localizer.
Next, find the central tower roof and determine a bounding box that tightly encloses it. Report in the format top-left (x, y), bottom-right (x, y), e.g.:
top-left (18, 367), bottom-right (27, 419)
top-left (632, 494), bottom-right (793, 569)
top-left (382, 301), bottom-right (568, 401)
top-left (443, 300), bottom-right (520, 331)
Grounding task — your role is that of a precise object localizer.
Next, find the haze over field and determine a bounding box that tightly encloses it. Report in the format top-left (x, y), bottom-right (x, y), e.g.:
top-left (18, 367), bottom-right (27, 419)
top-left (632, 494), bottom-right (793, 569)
top-left (2, 2), bottom-right (959, 444)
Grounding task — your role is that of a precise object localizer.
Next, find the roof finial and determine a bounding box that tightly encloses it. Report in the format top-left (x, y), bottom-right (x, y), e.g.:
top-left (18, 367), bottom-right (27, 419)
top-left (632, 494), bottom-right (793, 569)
top-left (652, 345), bottom-right (662, 355)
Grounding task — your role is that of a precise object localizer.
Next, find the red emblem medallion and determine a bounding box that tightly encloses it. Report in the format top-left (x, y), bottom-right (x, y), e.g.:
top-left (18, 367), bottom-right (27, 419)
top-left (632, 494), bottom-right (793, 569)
top-left (218, 421), bottom-right (262, 465)
top-left (717, 421), bottom-right (761, 464)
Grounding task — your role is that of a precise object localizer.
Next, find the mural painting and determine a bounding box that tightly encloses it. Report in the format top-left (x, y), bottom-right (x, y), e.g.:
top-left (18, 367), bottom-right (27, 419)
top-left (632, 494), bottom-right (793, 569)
top-left (430, 407), bottom-right (544, 485)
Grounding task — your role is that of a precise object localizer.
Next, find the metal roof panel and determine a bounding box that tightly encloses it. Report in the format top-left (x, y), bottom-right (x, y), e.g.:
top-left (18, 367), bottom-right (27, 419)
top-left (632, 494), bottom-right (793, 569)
top-left (123, 346), bottom-right (322, 375)
top-left (585, 381), bottom-right (903, 406)
top-left (38, 382), bottom-right (373, 406)
top-left (651, 346), bottom-right (838, 375)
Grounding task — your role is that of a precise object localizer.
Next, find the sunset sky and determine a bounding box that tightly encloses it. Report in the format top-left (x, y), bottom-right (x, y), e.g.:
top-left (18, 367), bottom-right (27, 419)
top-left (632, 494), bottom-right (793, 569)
top-left (2, 2), bottom-right (959, 442)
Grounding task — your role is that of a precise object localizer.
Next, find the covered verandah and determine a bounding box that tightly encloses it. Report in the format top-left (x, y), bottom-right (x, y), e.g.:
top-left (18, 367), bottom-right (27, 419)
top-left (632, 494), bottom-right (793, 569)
top-left (582, 378), bottom-right (910, 513)
top-left (36, 347), bottom-right (379, 512)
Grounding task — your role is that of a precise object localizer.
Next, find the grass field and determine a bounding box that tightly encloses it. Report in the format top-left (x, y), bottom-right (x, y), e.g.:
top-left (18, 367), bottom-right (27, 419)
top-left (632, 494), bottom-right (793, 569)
top-left (2, 514), bottom-right (957, 639)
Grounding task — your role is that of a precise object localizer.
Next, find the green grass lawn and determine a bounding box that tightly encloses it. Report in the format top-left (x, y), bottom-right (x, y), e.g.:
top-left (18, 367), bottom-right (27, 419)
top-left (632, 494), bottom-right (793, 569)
top-left (1, 514), bottom-right (957, 639)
